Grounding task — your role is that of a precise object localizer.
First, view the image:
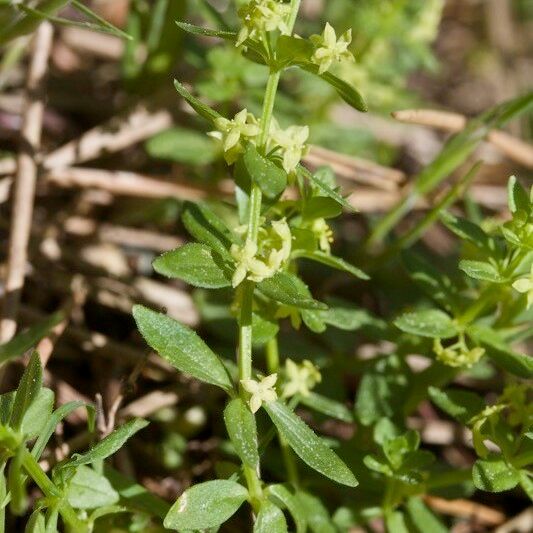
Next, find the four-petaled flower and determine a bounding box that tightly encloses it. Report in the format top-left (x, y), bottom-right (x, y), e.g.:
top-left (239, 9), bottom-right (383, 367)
top-left (512, 264), bottom-right (533, 309)
top-left (270, 120), bottom-right (309, 173)
top-left (230, 219), bottom-right (292, 287)
top-left (310, 22), bottom-right (354, 75)
top-left (230, 239), bottom-right (272, 287)
top-left (283, 359), bottom-right (322, 398)
top-left (433, 338), bottom-right (485, 369)
top-left (237, 0), bottom-right (291, 46)
top-left (210, 109), bottom-right (260, 164)
top-left (241, 374), bottom-right (278, 413)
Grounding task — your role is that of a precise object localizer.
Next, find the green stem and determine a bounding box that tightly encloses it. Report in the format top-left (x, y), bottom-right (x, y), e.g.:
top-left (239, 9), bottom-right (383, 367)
top-left (266, 338), bottom-right (299, 487)
top-left (21, 450), bottom-right (87, 532)
top-left (287, 0), bottom-right (302, 33)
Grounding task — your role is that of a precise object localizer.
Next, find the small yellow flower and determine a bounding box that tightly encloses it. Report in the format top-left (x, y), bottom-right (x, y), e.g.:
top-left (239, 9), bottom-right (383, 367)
top-left (210, 109), bottom-right (260, 164)
top-left (241, 374), bottom-right (278, 413)
top-left (311, 218), bottom-right (334, 253)
top-left (230, 239), bottom-right (271, 287)
top-left (230, 219), bottom-right (292, 287)
top-left (433, 338), bottom-right (485, 368)
top-left (283, 359), bottom-right (322, 398)
top-left (270, 119), bottom-right (309, 173)
top-left (266, 218), bottom-right (292, 270)
top-left (237, 0), bottom-right (291, 46)
top-left (310, 22), bottom-right (354, 75)
top-left (512, 264), bottom-right (533, 309)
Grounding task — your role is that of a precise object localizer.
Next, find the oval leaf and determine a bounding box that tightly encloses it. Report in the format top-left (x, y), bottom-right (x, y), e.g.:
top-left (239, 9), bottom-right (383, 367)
top-left (254, 501), bottom-right (288, 533)
top-left (153, 243), bottom-right (232, 288)
top-left (224, 398), bottom-right (260, 469)
top-left (459, 260), bottom-right (504, 283)
top-left (473, 456), bottom-right (520, 492)
top-left (133, 305), bottom-right (233, 390)
top-left (164, 480), bottom-right (248, 531)
top-left (66, 466), bottom-right (119, 510)
top-left (394, 309), bottom-right (458, 339)
top-left (264, 401), bottom-right (358, 487)
top-left (257, 272), bottom-right (327, 311)
top-left (243, 144), bottom-right (287, 199)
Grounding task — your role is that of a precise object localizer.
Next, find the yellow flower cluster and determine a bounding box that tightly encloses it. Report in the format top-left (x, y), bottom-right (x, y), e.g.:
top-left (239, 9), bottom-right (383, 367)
top-left (231, 219), bottom-right (292, 287)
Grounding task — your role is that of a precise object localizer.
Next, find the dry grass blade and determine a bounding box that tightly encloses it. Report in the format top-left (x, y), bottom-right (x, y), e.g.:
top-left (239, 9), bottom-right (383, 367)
top-left (1, 22), bottom-right (54, 342)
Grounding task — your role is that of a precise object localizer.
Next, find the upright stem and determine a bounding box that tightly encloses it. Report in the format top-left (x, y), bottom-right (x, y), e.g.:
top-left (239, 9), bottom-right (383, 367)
top-left (237, 0), bottom-right (302, 510)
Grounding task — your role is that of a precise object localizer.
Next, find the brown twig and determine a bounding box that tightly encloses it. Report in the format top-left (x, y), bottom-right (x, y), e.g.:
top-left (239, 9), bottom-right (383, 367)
top-left (304, 145), bottom-right (405, 190)
top-left (423, 495), bottom-right (506, 526)
top-left (392, 109), bottom-right (533, 168)
top-left (42, 106), bottom-right (172, 170)
top-left (63, 216), bottom-right (183, 252)
top-left (44, 167), bottom-right (221, 201)
top-left (1, 22), bottom-right (54, 342)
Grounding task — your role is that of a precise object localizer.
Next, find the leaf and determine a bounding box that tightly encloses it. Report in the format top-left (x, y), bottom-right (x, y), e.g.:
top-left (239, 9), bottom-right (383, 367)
top-left (406, 497), bottom-right (447, 533)
top-left (164, 480), bottom-right (248, 530)
top-left (242, 144), bottom-right (287, 199)
top-left (267, 484), bottom-right (306, 533)
top-left (318, 298), bottom-right (386, 332)
top-left (468, 325), bottom-right (533, 378)
top-left (182, 202), bottom-right (237, 260)
top-left (276, 35), bottom-right (314, 68)
top-left (254, 501), bottom-right (288, 533)
top-left (473, 455), bottom-right (520, 492)
top-left (294, 491), bottom-right (336, 533)
top-left (402, 252), bottom-right (453, 307)
top-left (133, 305), bottom-right (233, 390)
top-left (251, 313), bottom-right (279, 346)
top-left (298, 63), bottom-right (367, 112)
top-left (174, 80), bottom-right (221, 123)
top-left (257, 272), bottom-right (327, 310)
top-left (32, 401), bottom-right (92, 460)
top-left (21, 388), bottom-right (54, 439)
top-left (176, 21), bottom-right (237, 41)
top-left (154, 243), bottom-right (232, 288)
top-left (300, 166), bottom-right (353, 210)
top-left (519, 470), bottom-right (533, 500)
top-left (301, 196), bottom-right (342, 220)
top-left (299, 392), bottom-right (353, 423)
top-left (296, 251), bottom-right (369, 280)
top-left (428, 387), bottom-right (484, 424)
top-left (355, 355), bottom-right (410, 426)
top-left (0, 311), bottom-right (64, 366)
top-left (440, 212), bottom-right (491, 250)
top-left (385, 511), bottom-right (409, 533)
top-left (224, 398), bottom-right (259, 469)
top-left (459, 260), bottom-right (504, 283)
top-left (507, 175), bottom-right (530, 214)
top-left (104, 466), bottom-right (170, 519)
top-left (68, 418), bottom-right (148, 468)
top-left (0, 0), bottom-right (71, 47)
top-left (10, 351), bottom-right (42, 432)
top-left (0, 392), bottom-right (15, 425)
top-left (25, 510), bottom-right (46, 533)
top-left (264, 401), bottom-right (358, 487)
top-left (394, 309), bottom-right (458, 339)
top-left (145, 127), bottom-right (218, 165)
top-left (66, 466), bottom-right (119, 510)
